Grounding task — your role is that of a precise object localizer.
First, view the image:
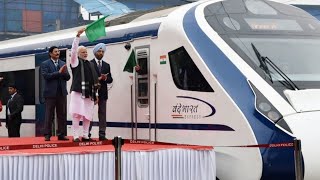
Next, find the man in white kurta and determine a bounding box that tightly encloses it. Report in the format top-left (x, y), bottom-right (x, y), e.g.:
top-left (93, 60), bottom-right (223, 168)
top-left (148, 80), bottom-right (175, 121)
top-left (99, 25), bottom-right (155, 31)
top-left (69, 28), bottom-right (98, 142)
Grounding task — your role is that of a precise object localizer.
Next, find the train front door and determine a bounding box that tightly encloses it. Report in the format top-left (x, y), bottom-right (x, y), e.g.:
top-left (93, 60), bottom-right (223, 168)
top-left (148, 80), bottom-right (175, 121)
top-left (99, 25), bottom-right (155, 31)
top-left (132, 47), bottom-right (152, 140)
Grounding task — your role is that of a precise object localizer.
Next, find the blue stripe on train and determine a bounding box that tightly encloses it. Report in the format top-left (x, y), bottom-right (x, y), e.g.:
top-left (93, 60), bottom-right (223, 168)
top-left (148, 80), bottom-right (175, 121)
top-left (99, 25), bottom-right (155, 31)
top-left (0, 119), bottom-right (234, 131)
top-left (182, 4), bottom-right (295, 179)
top-left (69, 121), bottom-right (235, 131)
top-left (0, 119), bottom-right (36, 123)
top-left (0, 23), bottom-right (161, 59)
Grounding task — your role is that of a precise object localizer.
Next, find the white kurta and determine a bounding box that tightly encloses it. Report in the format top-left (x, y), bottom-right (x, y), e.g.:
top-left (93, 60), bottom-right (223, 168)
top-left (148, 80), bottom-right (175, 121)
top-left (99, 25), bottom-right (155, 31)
top-left (69, 91), bottom-right (94, 121)
top-left (69, 37), bottom-right (94, 121)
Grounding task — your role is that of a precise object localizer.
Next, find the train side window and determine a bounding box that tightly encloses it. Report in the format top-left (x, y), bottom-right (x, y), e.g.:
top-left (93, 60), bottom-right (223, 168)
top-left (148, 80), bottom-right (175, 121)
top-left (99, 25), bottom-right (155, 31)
top-left (0, 70), bottom-right (35, 105)
top-left (168, 46), bottom-right (214, 92)
top-left (137, 56), bottom-right (148, 75)
top-left (136, 49), bottom-right (149, 107)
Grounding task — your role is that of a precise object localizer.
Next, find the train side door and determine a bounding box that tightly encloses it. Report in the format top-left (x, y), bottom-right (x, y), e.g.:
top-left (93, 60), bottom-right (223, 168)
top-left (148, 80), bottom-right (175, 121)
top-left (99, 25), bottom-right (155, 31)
top-left (35, 52), bottom-right (48, 136)
top-left (134, 47), bottom-right (151, 140)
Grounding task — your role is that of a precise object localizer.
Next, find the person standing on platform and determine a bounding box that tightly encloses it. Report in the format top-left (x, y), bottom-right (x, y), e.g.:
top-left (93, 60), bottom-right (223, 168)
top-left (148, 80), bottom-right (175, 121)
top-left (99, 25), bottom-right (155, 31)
top-left (41, 46), bottom-right (70, 141)
top-left (89, 43), bottom-right (113, 141)
top-left (5, 84), bottom-right (24, 137)
top-left (69, 28), bottom-right (99, 142)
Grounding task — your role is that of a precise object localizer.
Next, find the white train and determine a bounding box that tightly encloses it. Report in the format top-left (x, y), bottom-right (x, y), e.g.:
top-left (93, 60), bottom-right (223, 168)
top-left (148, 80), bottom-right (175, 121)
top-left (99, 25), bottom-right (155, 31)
top-left (1, 0), bottom-right (320, 179)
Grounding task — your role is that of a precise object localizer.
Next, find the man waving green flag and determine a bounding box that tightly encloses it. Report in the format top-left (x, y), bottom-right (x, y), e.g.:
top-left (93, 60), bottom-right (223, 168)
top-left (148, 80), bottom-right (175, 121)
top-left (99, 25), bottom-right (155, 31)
top-left (85, 16), bottom-right (108, 42)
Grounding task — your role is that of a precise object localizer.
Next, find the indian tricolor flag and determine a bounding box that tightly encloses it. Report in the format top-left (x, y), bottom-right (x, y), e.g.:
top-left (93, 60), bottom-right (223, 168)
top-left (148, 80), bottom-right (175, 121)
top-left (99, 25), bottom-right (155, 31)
top-left (160, 55), bottom-right (167, 64)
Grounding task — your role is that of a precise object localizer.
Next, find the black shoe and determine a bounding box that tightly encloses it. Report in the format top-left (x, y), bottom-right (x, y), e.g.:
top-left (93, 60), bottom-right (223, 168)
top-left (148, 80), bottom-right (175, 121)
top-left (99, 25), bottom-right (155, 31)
top-left (45, 135), bottom-right (51, 141)
top-left (99, 136), bottom-right (107, 141)
top-left (58, 136), bottom-right (69, 141)
top-left (73, 138), bottom-right (80, 142)
top-left (82, 137), bottom-right (93, 142)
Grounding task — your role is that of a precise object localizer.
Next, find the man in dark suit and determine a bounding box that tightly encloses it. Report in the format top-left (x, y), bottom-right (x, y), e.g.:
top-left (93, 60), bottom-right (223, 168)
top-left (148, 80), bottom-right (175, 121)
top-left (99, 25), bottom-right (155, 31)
top-left (90, 43), bottom-right (113, 140)
top-left (41, 46), bottom-right (70, 141)
top-left (6, 84), bottom-right (24, 137)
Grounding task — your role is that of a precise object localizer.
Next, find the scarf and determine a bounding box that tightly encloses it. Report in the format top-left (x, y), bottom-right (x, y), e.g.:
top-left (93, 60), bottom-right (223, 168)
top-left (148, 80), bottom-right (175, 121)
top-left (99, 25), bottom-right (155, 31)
top-left (79, 57), bottom-right (100, 100)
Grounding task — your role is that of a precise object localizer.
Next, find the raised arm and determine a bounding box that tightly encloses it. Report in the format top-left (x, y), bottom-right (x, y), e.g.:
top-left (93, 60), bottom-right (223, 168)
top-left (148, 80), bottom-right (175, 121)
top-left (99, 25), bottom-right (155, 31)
top-left (70, 28), bottom-right (86, 68)
top-left (70, 37), bottom-right (80, 68)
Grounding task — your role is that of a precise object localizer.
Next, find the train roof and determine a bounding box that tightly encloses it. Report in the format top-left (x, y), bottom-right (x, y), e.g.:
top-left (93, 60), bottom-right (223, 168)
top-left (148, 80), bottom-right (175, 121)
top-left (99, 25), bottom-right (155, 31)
top-left (1, 0), bottom-right (318, 58)
top-left (0, 6), bottom-right (179, 58)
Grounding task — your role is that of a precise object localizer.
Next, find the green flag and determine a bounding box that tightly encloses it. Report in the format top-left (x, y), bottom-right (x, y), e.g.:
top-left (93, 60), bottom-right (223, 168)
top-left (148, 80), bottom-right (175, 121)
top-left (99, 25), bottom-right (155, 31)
top-left (123, 50), bottom-right (137, 73)
top-left (85, 16), bottom-right (107, 42)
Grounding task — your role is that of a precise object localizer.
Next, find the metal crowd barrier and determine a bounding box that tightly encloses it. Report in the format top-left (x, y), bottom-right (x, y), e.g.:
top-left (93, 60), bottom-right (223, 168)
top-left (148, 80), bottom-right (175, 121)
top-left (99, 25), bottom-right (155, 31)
top-left (112, 136), bottom-right (124, 180)
top-left (294, 138), bottom-right (303, 180)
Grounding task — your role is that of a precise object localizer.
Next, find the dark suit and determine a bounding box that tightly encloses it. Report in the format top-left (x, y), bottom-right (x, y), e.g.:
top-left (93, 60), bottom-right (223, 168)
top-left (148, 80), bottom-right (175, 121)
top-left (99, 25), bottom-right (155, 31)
top-left (41, 59), bottom-right (70, 137)
top-left (90, 59), bottom-right (113, 137)
top-left (6, 93), bottom-right (24, 137)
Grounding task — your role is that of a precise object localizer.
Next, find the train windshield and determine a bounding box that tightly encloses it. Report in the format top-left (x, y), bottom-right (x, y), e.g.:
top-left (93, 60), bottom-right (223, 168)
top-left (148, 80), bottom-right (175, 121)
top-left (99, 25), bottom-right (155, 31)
top-left (205, 0), bottom-right (320, 92)
top-left (231, 37), bottom-right (320, 82)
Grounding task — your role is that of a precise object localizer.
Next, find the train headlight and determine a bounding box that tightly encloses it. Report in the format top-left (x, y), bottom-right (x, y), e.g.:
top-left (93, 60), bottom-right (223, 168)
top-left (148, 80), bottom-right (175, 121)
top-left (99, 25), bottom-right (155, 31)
top-left (248, 81), bottom-right (283, 123)
top-left (258, 102), bottom-right (271, 112)
top-left (258, 102), bottom-right (281, 121)
top-left (267, 111), bottom-right (281, 121)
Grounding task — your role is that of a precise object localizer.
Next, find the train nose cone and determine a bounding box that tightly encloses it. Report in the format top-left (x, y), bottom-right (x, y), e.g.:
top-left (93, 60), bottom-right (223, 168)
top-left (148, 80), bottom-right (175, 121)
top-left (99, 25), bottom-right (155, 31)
top-left (284, 111), bottom-right (320, 180)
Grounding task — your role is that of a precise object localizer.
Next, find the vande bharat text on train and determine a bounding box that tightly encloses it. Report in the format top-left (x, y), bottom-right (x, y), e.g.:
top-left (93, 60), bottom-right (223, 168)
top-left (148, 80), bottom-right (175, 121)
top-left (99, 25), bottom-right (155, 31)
top-left (0, 0), bottom-right (320, 179)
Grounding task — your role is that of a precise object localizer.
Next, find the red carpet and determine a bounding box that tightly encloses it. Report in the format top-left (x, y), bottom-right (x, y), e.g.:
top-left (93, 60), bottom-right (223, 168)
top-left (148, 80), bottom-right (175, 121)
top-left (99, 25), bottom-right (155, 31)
top-left (0, 136), bottom-right (212, 155)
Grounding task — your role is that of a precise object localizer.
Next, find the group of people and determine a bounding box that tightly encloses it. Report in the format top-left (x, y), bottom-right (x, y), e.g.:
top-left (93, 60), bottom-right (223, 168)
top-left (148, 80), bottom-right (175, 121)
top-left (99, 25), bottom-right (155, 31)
top-left (2, 27), bottom-right (113, 141)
